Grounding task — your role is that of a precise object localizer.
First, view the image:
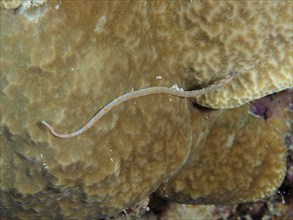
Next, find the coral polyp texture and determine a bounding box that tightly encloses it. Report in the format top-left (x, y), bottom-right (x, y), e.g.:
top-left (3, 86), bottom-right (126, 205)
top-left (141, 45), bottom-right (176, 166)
top-left (0, 0), bottom-right (23, 9)
top-left (0, 1), bottom-right (291, 219)
top-left (157, 105), bottom-right (286, 204)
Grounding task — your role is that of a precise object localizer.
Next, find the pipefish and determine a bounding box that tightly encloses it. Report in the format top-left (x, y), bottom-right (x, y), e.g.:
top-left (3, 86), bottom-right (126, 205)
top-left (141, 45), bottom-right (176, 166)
top-left (42, 73), bottom-right (236, 138)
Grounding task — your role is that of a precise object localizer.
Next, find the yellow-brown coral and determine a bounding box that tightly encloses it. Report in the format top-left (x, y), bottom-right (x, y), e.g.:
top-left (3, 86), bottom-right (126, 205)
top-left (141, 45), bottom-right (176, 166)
top-left (0, 0), bottom-right (23, 9)
top-left (157, 105), bottom-right (286, 204)
top-left (189, 1), bottom-right (293, 108)
top-left (0, 0), bottom-right (47, 10)
top-left (0, 1), bottom-right (290, 219)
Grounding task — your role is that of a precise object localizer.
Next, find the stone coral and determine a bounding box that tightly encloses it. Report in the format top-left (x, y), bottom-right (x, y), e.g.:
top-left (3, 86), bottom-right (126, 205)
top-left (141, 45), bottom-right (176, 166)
top-left (0, 0), bottom-right (47, 10)
top-left (157, 105), bottom-right (286, 204)
top-left (0, 1), bottom-right (291, 219)
top-left (0, 0), bottom-right (23, 9)
top-left (189, 1), bottom-right (293, 108)
top-left (147, 89), bottom-right (292, 220)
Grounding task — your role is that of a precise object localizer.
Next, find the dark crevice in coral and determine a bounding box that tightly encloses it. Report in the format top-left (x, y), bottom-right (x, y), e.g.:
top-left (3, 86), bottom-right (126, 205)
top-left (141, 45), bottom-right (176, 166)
top-left (1, 126), bottom-right (13, 142)
top-left (277, 157), bottom-right (293, 205)
top-left (190, 101), bottom-right (216, 112)
top-left (235, 203), bottom-right (267, 220)
top-left (147, 193), bottom-right (170, 218)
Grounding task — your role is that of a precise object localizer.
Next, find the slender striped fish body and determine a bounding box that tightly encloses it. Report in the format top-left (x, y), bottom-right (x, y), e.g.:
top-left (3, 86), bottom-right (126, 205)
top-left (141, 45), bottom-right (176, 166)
top-left (42, 73), bottom-right (235, 138)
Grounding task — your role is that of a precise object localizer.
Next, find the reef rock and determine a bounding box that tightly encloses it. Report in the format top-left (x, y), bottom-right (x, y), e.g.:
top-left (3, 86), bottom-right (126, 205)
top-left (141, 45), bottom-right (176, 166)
top-left (191, 1), bottom-right (292, 108)
top-left (0, 1), bottom-right (290, 219)
top-left (0, 0), bottom-right (23, 9)
top-left (0, 0), bottom-right (47, 10)
top-left (157, 105), bottom-right (286, 204)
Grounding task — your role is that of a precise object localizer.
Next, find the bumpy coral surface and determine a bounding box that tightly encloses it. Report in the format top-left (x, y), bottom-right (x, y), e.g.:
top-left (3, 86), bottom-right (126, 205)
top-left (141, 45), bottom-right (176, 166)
top-left (157, 105), bottom-right (286, 204)
top-left (143, 90), bottom-right (292, 220)
top-left (191, 1), bottom-right (292, 108)
top-left (0, 0), bottom-right (47, 10)
top-left (0, 1), bottom-right (290, 219)
top-left (0, 0), bottom-right (23, 9)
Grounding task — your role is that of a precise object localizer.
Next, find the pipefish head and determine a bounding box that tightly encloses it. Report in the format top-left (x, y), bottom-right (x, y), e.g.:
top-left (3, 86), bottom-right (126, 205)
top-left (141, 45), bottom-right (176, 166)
top-left (217, 72), bottom-right (238, 87)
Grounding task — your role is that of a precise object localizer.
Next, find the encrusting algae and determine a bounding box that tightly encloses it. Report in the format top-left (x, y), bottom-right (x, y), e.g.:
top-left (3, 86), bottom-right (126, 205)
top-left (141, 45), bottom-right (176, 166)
top-left (0, 0), bottom-right (291, 219)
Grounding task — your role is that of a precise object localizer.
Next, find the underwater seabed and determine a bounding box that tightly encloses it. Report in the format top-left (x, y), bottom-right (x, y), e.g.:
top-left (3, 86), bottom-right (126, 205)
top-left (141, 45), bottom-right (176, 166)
top-left (0, 0), bottom-right (292, 219)
top-left (136, 89), bottom-right (293, 220)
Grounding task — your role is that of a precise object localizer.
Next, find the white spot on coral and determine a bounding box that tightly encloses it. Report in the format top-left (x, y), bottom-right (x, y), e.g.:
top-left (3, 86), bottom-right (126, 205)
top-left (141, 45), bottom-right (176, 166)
top-left (40, 153), bottom-right (49, 170)
top-left (94, 16), bottom-right (107, 33)
top-left (171, 83), bottom-right (184, 91)
top-left (42, 161), bottom-right (49, 170)
top-left (55, 0), bottom-right (62, 10)
top-left (225, 133), bottom-right (235, 148)
top-left (156, 76), bottom-right (162, 80)
top-left (122, 209), bottom-right (128, 216)
top-left (18, 0), bottom-right (48, 23)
